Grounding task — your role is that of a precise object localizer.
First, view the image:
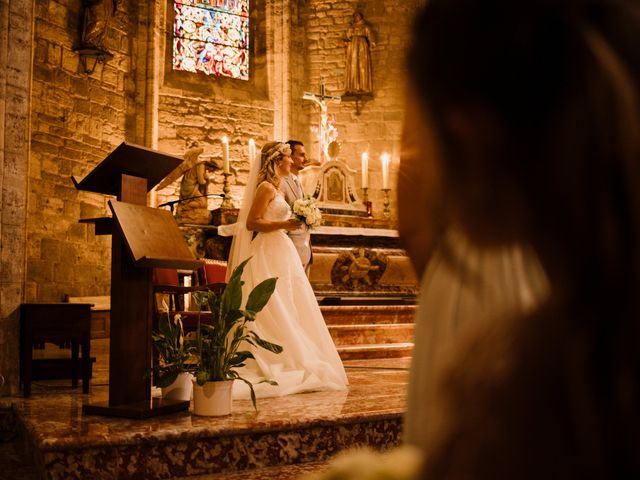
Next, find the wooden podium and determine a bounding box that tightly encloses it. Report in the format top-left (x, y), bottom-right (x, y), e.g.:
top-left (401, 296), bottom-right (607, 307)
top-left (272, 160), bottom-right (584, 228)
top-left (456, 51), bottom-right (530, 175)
top-left (73, 142), bottom-right (201, 418)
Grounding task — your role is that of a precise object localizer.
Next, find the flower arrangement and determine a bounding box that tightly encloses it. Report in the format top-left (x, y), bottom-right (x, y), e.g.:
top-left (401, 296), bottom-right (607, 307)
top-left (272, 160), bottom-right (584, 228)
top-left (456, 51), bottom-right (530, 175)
top-left (292, 195), bottom-right (323, 228)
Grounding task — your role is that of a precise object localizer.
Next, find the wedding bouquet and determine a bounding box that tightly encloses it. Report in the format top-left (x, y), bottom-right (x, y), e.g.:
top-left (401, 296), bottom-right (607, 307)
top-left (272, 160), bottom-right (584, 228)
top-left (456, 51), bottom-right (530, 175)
top-left (292, 195), bottom-right (323, 228)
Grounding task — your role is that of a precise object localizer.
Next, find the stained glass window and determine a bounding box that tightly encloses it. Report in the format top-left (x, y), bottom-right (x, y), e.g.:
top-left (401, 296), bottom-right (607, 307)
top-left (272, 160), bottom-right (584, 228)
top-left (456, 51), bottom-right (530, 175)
top-left (173, 0), bottom-right (249, 80)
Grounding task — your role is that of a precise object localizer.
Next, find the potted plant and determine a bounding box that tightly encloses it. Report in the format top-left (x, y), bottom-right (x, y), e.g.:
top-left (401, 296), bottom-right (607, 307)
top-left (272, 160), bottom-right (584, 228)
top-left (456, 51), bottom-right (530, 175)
top-left (189, 258), bottom-right (283, 415)
top-left (151, 311), bottom-right (193, 402)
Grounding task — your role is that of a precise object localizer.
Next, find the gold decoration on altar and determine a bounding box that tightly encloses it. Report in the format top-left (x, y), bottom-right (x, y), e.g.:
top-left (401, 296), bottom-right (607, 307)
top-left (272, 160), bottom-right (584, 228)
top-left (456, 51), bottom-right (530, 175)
top-left (300, 140), bottom-right (368, 217)
top-left (331, 248), bottom-right (387, 289)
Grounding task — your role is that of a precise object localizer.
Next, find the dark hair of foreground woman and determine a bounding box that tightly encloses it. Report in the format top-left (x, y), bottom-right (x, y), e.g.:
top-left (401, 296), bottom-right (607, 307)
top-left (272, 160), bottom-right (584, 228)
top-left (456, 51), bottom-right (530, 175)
top-left (407, 0), bottom-right (640, 477)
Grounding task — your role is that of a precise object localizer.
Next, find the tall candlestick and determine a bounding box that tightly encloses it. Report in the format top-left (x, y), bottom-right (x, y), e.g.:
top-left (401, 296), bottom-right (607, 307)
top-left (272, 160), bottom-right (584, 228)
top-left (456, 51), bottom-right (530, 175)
top-left (361, 152), bottom-right (369, 188)
top-left (382, 188), bottom-right (391, 219)
top-left (222, 136), bottom-right (230, 173)
top-left (380, 153), bottom-right (390, 189)
top-left (248, 138), bottom-right (256, 166)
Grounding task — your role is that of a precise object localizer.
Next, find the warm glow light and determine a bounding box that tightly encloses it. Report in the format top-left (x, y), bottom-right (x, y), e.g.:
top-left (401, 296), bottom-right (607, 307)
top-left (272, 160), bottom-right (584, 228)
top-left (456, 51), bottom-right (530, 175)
top-left (361, 152), bottom-right (369, 189)
top-left (222, 136), bottom-right (230, 173)
top-left (248, 138), bottom-right (256, 165)
top-left (380, 153), bottom-right (390, 189)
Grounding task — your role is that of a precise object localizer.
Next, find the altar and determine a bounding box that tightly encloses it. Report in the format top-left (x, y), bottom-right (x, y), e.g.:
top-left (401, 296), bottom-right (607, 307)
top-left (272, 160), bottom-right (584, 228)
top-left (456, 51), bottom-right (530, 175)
top-left (309, 224), bottom-right (417, 301)
top-left (177, 145), bottom-right (417, 301)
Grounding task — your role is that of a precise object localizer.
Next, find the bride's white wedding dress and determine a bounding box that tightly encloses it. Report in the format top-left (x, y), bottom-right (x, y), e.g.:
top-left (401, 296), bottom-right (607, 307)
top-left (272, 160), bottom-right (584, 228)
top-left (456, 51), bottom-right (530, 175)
top-left (233, 193), bottom-right (349, 398)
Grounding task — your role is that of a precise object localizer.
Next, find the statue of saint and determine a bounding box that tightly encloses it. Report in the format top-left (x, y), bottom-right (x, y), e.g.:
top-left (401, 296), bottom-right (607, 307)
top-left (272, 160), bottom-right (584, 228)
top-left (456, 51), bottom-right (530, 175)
top-left (81, 0), bottom-right (121, 50)
top-left (175, 145), bottom-right (221, 225)
top-left (344, 12), bottom-right (376, 95)
top-left (155, 143), bottom-right (223, 225)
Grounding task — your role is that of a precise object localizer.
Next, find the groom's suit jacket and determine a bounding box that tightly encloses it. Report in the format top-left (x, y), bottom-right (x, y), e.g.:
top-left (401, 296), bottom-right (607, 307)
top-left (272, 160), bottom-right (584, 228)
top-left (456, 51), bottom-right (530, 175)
top-left (281, 174), bottom-right (312, 268)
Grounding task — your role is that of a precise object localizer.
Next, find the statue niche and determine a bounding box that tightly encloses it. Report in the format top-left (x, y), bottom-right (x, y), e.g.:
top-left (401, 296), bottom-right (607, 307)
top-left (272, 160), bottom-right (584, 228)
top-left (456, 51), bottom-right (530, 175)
top-left (344, 12), bottom-right (376, 95)
top-left (81, 0), bottom-right (121, 50)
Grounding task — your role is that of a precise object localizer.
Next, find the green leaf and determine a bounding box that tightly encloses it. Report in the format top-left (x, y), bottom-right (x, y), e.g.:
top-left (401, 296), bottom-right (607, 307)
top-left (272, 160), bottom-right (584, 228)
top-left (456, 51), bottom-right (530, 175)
top-left (158, 314), bottom-right (172, 340)
top-left (206, 290), bottom-right (221, 314)
top-left (229, 257), bottom-right (251, 284)
top-left (191, 291), bottom-right (209, 310)
top-left (224, 309), bottom-right (245, 328)
top-left (221, 274), bottom-right (243, 318)
top-left (195, 370), bottom-right (209, 385)
top-left (245, 278), bottom-right (278, 314)
top-left (235, 376), bottom-right (258, 410)
top-left (229, 351), bottom-right (255, 366)
top-left (250, 331), bottom-right (283, 354)
top-left (157, 371), bottom-right (179, 389)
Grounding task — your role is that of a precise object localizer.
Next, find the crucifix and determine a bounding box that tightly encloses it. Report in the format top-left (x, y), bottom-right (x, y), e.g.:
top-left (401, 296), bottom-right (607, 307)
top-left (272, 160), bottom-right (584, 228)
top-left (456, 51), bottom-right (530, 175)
top-left (303, 77), bottom-right (341, 164)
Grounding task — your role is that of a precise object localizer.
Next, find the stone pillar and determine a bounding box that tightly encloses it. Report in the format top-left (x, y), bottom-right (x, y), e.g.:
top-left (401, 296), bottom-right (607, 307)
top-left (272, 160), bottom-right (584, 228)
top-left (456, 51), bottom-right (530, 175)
top-left (267, 0), bottom-right (291, 140)
top-left (129, 0), bottom-right (162, 206)
top-left (0, 0), bottom-right (34, 395)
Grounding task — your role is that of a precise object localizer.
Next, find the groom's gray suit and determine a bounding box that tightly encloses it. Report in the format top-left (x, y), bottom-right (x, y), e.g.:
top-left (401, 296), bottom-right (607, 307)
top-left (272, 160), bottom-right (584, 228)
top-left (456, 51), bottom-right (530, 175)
top-left (281, 174), bottom-right (312, 272)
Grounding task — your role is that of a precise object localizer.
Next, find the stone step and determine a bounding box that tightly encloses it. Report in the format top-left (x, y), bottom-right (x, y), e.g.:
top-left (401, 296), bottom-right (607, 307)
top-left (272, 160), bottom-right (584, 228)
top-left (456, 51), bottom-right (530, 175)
top-left (177, 459), bottom-right (330, 480)
top-left (12, 358), bottom-right (407, 480)
top-left (321, 305), bottom-right (416, 326)
top-left (328, 324), bottom-right (414, 346)
top-left (21, 400), bottom-right (402, 479)
top-left (338, 343), bottom-right (414, 360)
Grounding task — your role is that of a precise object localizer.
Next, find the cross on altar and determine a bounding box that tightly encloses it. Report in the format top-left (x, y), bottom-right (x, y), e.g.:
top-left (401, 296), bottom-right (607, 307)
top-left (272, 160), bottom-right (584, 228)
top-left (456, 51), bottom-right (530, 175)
top-left (303, 77), bottom-right (341, 164)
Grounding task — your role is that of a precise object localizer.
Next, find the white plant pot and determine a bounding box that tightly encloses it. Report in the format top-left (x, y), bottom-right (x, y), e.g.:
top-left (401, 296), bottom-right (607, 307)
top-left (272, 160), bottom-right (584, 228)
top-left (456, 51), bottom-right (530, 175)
top-left (161, 372), bottom-right (193, 402)
top-left (192, 379), bottom-right (234, 416)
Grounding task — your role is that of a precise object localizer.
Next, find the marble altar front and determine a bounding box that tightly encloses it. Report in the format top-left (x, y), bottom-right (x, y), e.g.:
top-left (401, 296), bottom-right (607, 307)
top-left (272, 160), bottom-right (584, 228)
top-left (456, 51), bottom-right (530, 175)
top-left (308, 225), bottom-right (417, 300)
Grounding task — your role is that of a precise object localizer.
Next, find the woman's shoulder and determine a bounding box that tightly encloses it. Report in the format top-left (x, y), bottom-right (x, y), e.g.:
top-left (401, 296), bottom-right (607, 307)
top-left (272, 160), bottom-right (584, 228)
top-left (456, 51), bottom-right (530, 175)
top-left (256, 181), bottom-right (277, 195)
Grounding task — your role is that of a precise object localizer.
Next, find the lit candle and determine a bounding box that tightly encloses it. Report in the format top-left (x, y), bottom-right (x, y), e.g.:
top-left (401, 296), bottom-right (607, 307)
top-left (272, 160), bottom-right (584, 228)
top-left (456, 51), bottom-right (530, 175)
top-left (380, 153), bottom-right (390, 189)
top-left (361, 152), bottom-right (369, 188)
top-left (222, 136), bottom-right (230, 173)
top-left (248, 138), bottom-right (256, 166)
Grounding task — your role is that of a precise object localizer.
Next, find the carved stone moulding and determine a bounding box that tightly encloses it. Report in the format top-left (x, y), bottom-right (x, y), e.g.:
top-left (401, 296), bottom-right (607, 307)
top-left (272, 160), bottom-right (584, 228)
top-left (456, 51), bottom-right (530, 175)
top-left (310, 246), bottom-right (418, 299)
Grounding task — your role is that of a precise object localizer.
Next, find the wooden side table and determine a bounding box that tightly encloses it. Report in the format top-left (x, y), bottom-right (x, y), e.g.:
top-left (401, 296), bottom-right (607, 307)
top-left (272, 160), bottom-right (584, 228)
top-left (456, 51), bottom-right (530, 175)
top-left (19, 303), bottom-right (92, 397)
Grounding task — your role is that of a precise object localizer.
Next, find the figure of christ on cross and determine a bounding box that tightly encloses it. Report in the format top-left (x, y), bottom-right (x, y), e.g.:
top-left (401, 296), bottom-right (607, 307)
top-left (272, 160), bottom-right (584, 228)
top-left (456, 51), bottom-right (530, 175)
top-left (303, 77), bottom-right (341, 165)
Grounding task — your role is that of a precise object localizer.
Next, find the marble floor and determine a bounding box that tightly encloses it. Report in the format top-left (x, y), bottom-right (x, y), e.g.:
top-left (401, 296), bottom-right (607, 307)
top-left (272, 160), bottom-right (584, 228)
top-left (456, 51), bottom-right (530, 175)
top-left (1, 339), bottom-right (410, 479)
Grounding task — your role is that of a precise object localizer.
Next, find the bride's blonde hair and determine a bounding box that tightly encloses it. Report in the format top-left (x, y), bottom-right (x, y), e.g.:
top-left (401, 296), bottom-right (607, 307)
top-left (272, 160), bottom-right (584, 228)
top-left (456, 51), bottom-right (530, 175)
top-left (257, 141), bottom-right (291, 187)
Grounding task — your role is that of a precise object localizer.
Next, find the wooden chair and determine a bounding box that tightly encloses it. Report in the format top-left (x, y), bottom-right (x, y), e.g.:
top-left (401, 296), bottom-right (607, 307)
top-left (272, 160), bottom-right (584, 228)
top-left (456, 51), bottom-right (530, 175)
top-left (197, 260), bottom-right (228, 286)
top-left (152, 266), bottom-right (226, 332)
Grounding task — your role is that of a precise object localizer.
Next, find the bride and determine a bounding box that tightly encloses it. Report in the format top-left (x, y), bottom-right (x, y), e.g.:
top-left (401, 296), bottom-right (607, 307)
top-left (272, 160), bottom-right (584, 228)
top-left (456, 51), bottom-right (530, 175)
top-left (227, 141), bottom-right (349, 398)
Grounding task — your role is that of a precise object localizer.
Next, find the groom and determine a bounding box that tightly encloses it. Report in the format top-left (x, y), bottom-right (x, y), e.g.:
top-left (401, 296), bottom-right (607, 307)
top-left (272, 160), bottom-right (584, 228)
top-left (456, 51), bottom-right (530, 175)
top-left (282, 140), bottom-right (312, 276)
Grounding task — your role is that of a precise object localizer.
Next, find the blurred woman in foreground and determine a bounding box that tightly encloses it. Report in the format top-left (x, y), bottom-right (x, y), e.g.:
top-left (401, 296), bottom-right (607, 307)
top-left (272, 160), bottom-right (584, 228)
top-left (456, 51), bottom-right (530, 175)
top-left (403, 0), bottom-right (640, 477)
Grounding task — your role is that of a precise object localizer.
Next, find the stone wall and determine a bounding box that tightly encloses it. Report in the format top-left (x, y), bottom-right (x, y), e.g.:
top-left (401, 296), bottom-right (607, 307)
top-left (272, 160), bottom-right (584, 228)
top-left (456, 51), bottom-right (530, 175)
top-left (154, 0), bottom-right (282, 211)
top-left (25, 0), bottom-right (138, 303)
top-left (294, 0), bottom-right (423, 221)
top-left (0, 0), bottom-right (33, 395)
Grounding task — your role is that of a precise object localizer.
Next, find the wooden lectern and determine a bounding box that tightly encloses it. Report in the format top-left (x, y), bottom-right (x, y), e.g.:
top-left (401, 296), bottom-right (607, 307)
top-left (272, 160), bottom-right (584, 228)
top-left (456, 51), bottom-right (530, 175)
top-left (73, 142), bottom-right (201, 418)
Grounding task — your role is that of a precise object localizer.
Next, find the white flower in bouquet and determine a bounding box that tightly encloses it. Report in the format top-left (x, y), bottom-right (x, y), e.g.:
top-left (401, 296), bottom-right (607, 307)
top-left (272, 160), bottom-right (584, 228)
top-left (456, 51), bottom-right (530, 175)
top-left (308, 446), bottom-right (423, 480)
top-left (292, 195), bottom-right (323, 228)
